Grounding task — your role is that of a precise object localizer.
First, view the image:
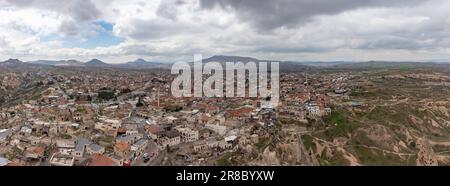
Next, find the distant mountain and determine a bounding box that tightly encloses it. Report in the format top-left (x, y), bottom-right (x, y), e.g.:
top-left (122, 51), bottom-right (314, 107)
top-left (203, 55), bottom-right (260, 63)
top-left (0, 58), bottom-right (31, 68)
top-left (0, 58), bottom-right (23, 65)
top-left (199, 55), bottom-right (313, 72)
top-left (128, 58), bottom-right (150, 65)
top-left (84, 59), bottom-right (111, 67)
top-left (0, 58), bottom-right (45, 70)
top-left (0, 56), bottom-right (317, 72)
top-left (331, 61), bottom-right (450, 69)
top-left (297, 61), bottom-right (358, 67)
top-left (30, 59), bottom-right (84, 66)
top-left (117, 58), bottom-right (169, 69)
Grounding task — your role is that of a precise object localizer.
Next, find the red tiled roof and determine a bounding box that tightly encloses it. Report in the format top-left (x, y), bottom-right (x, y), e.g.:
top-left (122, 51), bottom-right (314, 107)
top-left (33, 147), bottom-right (45, 156)
top-left (115, 141), bottom-right (130, 152)
top-left (201, 115), bottom-right (210, 122)
top-left (88, 154), bottom-right (116, 166)
top-left (7, 159), bottom-right (26, 166)
top-left (226, 107), bottom-right (254, 118)
top-left (117, 127), bottom-right (126, 134)
top-left (145, 125), bottom-right (164, 134)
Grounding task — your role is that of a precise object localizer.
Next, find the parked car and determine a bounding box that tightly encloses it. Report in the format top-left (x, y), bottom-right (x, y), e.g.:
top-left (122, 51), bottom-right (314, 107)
top-left (123, 160), bottom-right (132, 166)
top-left (143, 158), bottom-right (150, 163)
top-left (143, 153), bottom-right (150, 163)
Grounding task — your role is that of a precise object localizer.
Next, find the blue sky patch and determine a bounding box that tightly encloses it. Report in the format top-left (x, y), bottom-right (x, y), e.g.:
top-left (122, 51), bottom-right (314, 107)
top-left (45, 21), bottom-right (124, 49)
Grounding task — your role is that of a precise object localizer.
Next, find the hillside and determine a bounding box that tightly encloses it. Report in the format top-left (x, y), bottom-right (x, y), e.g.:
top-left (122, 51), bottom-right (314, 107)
top-left (299, 69), bottom-right (450, 165)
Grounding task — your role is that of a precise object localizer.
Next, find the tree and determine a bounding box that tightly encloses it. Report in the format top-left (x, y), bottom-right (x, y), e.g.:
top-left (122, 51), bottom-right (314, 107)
top-left (98, 90), bottom-right (115, 101)
top-left (136, 97), bottom-right (144, 107)
top-left (136, 101), bottom-right (144, 107)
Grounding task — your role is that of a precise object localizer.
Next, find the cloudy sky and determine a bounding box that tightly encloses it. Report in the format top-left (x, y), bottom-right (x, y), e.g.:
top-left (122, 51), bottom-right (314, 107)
top-left (1, 0), bottom-right (450, 63)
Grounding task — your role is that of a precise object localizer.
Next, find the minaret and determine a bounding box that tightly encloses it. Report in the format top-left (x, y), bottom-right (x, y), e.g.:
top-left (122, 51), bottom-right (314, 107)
top-left (304, 72), bottom-right (309, 86)
top-left (305, 72), bottom-right (308, 84)
top-left (157, 86), bottom-right (160, 108)
top-left (306, 73), bottom-right (308, 82)
top-left (158, 63), bottom-right (161, 108)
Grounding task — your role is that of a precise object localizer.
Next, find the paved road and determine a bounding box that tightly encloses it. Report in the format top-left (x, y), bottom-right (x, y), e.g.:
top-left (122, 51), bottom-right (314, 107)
top-left (148, 150), bottom-right (166, 166)
top-left (131, 139), bottom-right (159, 166)
top-left (127, 108), bottom-right (163, 166)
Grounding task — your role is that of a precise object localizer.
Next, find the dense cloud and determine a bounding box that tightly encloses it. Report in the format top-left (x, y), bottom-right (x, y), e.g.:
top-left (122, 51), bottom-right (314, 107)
top-left (3, 0), bottom-right (101, 36)
top-left (1, 0), bottom-right (450, 62)
top-left (5, 0), bottom-right (100, 22)
top-left (199, 0), bottom-right (428, 30)
top-left (156, 0), bottom-right (187, 21)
